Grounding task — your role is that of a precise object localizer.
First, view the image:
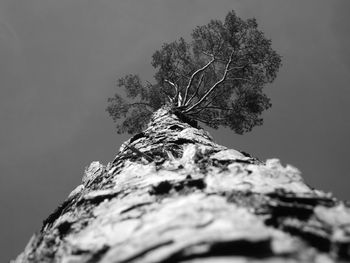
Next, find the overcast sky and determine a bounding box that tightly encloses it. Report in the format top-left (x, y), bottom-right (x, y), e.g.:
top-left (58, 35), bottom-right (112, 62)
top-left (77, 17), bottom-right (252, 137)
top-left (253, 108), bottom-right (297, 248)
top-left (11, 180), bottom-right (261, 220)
top-left (1, 1), bottom-right (350, 261)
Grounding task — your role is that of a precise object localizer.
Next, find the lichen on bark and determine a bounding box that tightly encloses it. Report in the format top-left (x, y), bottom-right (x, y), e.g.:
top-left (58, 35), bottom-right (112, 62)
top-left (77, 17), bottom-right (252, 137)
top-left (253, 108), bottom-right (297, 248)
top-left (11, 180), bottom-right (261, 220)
top-left (13, 107), bottom-right (350, 263)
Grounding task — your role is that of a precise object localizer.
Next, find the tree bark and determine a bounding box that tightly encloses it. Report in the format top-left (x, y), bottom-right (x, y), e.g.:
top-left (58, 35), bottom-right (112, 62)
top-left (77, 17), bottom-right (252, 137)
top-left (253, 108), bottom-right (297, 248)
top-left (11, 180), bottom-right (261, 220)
top-left (14, 107), bottom-right (350, 263)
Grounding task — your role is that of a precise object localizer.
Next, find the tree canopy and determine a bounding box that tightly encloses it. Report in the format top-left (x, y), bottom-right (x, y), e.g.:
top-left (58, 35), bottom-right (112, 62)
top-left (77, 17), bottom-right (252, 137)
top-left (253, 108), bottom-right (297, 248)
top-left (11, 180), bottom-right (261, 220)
top-left (106, 10), bottom-right (282, 134)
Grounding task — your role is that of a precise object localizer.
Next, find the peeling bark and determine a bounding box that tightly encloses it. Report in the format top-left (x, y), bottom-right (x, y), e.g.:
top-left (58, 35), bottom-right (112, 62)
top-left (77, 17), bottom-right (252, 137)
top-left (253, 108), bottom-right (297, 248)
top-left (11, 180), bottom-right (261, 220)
top-left (13, 107), bottom-right (350, 263)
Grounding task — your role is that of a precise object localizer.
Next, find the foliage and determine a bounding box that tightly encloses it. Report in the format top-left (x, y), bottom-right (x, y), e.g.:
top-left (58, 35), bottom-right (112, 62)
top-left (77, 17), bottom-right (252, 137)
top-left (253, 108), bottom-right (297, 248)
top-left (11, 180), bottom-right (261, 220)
top-left (106, 10), bottom-right (281, 134)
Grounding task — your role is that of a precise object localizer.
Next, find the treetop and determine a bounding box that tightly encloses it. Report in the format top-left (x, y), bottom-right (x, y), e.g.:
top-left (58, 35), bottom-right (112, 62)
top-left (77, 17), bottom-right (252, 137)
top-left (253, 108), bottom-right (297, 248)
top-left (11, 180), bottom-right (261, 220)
top-left (107, 10), bottom-right (282, 134)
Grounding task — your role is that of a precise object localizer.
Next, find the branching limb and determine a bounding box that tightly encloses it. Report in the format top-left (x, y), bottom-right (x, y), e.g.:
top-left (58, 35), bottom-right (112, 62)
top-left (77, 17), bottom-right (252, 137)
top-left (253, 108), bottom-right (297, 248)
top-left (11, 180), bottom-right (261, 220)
top-left (164, 79), bottom-right (179, 103)
top-left (188, 90), bottom-right (225, 115)
top-left (185, 73), bottom-right (204, 107)
top-left (182, 56), bottom-right (215, 106)
top-left (184, 51), bottom-right (235, 113)
top-left (164, 79), bottom-right (177, 90)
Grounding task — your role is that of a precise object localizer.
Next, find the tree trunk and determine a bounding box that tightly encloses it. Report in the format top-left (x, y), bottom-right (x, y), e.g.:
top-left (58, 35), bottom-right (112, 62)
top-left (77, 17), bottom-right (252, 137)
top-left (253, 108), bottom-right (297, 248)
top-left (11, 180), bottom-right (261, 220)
top-left (14, 107), bottom-right (350, 263)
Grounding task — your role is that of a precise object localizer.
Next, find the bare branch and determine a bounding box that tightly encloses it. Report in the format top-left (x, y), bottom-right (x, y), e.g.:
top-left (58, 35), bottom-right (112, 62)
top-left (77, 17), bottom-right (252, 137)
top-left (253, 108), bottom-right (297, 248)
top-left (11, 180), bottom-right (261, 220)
top-left (186, 72), bottom-right (252, 111)
top-left (184, 51), bottom-right (235, 113)
top-left (189, 88), bottom-right (226, 114)
top-left (188, 93), bottom-right (227, 114)
top-left (164, 79), bottom-right (177, 89)
top-left (182, 56), bottom-right (215, 106)
top-left (185, 73), bottom-right (204, 107)
top-left (164, 79), bottom-right (179, 103)
top-left (177, 93), bottom-right (183, 106)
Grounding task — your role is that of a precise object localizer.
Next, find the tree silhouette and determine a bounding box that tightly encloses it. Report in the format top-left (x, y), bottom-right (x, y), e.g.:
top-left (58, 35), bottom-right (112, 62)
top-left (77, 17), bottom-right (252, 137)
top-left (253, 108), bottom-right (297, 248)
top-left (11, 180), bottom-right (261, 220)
top-left (106, 10), bottom-right (282, 134)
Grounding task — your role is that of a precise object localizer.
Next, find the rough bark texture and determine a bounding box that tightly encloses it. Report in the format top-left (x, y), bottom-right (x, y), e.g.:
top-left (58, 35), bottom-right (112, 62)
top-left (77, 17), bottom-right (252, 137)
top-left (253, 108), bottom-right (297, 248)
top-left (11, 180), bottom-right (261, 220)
top-left (14, 107), bottom-right (350, 263)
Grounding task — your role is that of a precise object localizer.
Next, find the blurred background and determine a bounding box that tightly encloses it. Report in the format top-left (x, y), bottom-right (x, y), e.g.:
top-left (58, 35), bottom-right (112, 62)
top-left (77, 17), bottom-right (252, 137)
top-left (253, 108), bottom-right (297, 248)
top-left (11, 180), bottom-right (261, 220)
top-left (1, 1), bottom-right (349, 261)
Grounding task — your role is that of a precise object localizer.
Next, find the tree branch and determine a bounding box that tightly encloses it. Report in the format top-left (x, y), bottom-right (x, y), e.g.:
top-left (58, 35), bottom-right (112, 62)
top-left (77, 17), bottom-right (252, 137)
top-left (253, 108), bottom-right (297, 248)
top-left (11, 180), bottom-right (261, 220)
top-left (188, 94), bottom-right (227, 115)
top-left (182, 56), bottom-right (215, 106)
top-left (164, 79), bottom-right (177, 90)
top-left (164, 79), bottom-right (179, 103)
top-left (184, 51), bottom-right (235, 113)
top-left (189, 89), bottom-right (226, 115)
top-left (185, 73), bottom-right (204, 107)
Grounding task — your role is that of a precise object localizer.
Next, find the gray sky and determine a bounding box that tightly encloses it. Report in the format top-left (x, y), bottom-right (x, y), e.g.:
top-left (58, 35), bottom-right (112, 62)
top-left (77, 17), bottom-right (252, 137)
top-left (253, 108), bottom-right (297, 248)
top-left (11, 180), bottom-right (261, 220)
top-left (1, 1), bottom-right (349, 261)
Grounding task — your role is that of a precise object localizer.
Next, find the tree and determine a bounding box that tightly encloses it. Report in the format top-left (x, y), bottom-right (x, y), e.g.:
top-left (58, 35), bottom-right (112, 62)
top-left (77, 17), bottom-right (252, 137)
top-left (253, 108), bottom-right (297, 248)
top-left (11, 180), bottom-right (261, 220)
top-left (14, 10), bottom-right (350, 263)
top-left (106, 10), bottom-right (281, 134)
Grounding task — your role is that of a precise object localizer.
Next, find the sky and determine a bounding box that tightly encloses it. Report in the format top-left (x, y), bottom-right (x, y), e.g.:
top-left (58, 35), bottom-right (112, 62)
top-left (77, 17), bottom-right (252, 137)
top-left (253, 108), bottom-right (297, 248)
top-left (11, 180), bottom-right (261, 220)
top-left (1, 0), bottom-right (349, 261)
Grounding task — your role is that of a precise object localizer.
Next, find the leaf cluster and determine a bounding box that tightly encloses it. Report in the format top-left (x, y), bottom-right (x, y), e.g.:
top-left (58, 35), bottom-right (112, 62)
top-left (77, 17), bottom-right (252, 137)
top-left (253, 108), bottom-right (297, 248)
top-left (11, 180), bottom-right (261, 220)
top-left (107, 10), bottom-right (282, 134)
